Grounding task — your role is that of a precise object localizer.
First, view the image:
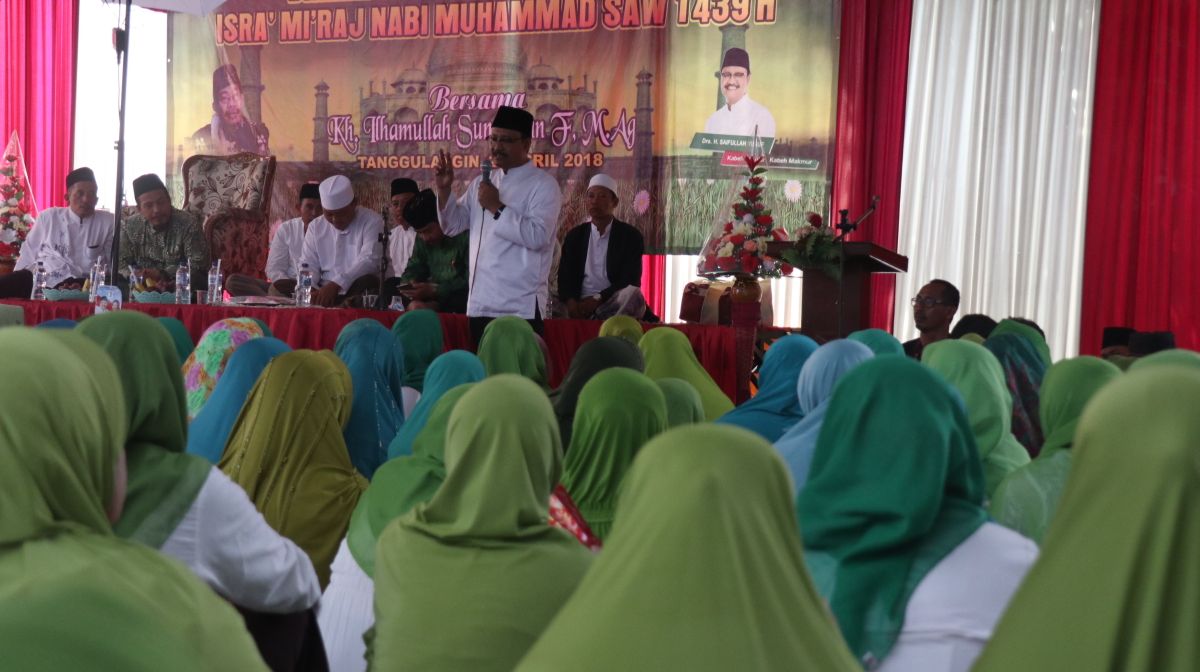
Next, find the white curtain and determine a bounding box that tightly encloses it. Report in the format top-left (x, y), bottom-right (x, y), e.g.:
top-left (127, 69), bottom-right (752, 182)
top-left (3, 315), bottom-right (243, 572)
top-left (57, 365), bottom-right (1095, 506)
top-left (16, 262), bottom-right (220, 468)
top-left (895, 0), bottom-right (1101, 360)
top-left (74, 0), bottom-right (168, 211)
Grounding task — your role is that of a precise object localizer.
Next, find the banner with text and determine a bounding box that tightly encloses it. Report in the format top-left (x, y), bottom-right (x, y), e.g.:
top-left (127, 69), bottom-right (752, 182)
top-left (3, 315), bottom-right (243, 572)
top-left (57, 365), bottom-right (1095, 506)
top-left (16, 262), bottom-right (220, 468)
top-left (168, 0), bottom-right (837, 252)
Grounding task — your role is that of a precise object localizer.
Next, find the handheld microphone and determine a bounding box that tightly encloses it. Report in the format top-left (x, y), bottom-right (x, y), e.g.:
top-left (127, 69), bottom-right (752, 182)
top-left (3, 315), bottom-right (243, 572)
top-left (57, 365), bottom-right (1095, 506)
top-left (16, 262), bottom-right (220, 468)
top-left (481, 159), bottom-right (492, 185)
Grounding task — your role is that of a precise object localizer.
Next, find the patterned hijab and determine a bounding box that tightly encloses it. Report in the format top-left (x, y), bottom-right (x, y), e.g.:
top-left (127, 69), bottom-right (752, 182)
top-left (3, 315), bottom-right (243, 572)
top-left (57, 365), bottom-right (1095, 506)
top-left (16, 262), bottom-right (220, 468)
top-left (219, 350), bottom-right (367, 588)
top-left (75, 313), bottom-right (212, 548)
top-left (974, 367), bottom-right (1200, 671)
top-left (984, 332), bottom-right (1048, 456)
top-left (182, 317), bottom-right (267, 419)
top-left (334, 319), bottom-right (407, 479)
top-left (517, 425), bottom-right (860, 671)
top-left (186, 337), bottom-right (291, 463)
top-left (798, 356), bottom-right (988, 667)
top-left (716, 334), bottom-right (819, 442)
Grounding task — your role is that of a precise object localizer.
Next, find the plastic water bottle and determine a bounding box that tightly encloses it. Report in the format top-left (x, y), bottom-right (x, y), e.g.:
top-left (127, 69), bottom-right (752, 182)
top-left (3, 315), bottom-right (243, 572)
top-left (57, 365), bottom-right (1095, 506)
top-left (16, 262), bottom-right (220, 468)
top-left (88, 256), bottom-right (106, 302)
top-left (297, 263), bottom-right (314, 307)
top-left (207, 260), bottom-right (223, 305)
top-left (30, 261), bottom-right (47, 300)
top-left (175, 259), bottom-right (191, 305)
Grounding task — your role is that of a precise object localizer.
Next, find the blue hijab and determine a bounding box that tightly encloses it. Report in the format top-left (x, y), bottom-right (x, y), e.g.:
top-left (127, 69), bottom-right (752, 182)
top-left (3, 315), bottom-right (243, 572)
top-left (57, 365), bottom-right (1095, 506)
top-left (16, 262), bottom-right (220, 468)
top-left (36, 318), bottom-right (78, 329)
top-left (334, 319), bottom-right (407, 479)
top-left (386, 350), bottom-right (486, 459)
top-left (773, 339), bottom-right (873, 493)
top-left (715, 334), bottom-right (819, 442)
top-left (186, 337), bottom-right (291, 463)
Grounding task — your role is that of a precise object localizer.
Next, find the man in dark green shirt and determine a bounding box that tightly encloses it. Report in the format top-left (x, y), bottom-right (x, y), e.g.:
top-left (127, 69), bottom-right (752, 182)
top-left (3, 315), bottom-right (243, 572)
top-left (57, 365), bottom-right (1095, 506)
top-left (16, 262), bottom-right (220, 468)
top-left (119, 173), bottom-right (210, 291)
top-left (396, 188), bottom-right (469, 313)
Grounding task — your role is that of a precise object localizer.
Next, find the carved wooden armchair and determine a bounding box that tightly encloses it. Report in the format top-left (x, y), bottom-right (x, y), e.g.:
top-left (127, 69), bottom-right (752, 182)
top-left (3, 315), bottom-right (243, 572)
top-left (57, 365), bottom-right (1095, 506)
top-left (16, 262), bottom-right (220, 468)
top-left (182, 153), bottom-right (276, 280)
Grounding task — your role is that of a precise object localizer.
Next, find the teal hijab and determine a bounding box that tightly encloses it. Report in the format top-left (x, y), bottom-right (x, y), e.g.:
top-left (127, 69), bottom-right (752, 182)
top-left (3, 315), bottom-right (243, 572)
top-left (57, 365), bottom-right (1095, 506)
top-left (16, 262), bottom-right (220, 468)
top-left (848, 328), bottom-right (905, 356)
top-left (186, 337), bottom-right (292, 463)
top-left (391, 309), bottom-right (444, 391)
top-left (334, 319), bottom-right (407, 479)
top-left (716, 334), bottom-right (819, 442)
top-left (75, 312), bottom-right (213, 549)
top-left (798, 356), bottom-right (988, 667)
top-left (386, 350), bottom-right (485, 459)
top-left (349, 383), bottom-right (477, 577)
top-left (157, 317), bottom-right (194, 364)
top-left (654, 378), bottom-right (706, 427)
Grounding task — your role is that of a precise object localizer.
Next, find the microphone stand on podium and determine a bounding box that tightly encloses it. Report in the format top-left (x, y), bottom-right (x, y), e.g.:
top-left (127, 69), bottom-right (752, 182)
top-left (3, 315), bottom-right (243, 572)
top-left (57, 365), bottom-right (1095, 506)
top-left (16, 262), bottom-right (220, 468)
top-left (376, 206), bottom-right (390, 310)
top-left (833, 195), bottom-right (880, 337)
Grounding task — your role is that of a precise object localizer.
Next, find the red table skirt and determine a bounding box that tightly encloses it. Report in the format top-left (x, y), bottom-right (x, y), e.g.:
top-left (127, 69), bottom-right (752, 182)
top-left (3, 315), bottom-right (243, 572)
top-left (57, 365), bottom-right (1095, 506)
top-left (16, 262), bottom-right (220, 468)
top-left (2, 299), bottom-right (738, 397)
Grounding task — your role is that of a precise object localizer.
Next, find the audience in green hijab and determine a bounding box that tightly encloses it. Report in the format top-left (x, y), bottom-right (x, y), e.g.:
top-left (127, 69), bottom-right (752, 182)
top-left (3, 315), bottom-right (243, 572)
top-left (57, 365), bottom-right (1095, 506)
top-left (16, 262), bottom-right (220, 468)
top-left (923, 339), bottom-right (1032, 495)
top-left (560, 368), bottom-right (667, 540)
top-left (990, 357), bottom-right (1121, 542)
top-left (519, 425), bottom-right (860, 671)
top-left (654, 377), bottom-right (706, 427)
top-left (0, 328), bottom-right (267, 670)
top-left (371, 375), bottom-right (592, 671)
top-left (477, 315), bottom-right (549, 389)
top-left (975, 366), bottom-right (1200, 671)
top-left (639, 326), bottom-right (733, 420)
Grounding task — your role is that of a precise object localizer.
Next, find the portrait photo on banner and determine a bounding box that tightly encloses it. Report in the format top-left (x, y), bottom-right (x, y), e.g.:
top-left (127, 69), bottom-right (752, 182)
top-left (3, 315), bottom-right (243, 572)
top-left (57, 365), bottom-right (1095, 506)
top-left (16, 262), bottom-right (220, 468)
top-left (166, 0), bottom-right (837, 255)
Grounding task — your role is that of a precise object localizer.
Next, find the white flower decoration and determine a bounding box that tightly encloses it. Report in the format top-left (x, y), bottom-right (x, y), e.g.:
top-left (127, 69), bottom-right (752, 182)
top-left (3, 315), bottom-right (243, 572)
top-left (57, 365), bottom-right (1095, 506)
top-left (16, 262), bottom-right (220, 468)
top-left (784, 180), bottom-right (804, 203)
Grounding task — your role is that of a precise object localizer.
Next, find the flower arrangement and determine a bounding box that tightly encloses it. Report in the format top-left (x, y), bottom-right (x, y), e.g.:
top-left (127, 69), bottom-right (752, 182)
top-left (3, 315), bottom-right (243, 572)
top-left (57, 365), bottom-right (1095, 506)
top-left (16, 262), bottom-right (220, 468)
top-left (780, 210), bottom-right (841, 279)
top-left (699, 155), bottom-right (794, 278)
top-left (0, 133), bottom-right (36, 260)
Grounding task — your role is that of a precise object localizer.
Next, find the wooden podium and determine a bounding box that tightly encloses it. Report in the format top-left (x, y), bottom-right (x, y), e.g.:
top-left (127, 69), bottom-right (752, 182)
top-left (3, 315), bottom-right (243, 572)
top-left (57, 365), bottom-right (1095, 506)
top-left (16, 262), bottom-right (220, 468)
top-left (766, 241), bottom-right (908, 341)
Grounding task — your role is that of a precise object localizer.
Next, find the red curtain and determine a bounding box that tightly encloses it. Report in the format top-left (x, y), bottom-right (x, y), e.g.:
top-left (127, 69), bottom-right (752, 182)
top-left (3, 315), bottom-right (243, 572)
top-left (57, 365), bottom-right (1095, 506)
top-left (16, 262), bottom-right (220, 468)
top-left (641, 253), bottom-right (665, 319)
top-left (0, 0), bottom-right (78, 213)
top-left (1080, 0), bottom-right (1199, 353)
top-left (831, 0), bottom-right (913, 332)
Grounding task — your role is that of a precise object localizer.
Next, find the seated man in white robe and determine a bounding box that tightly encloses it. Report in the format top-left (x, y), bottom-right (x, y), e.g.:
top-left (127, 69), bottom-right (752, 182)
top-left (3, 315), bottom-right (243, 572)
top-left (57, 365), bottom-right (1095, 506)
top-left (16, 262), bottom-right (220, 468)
top-left (386, 177), bottom-right (419, 281)
top-left (299, 175), bottom-right (383, 307)
top-left (226, 182), bottom-right (321, 297)
top-left (0, 167), bottom-right (114, 298)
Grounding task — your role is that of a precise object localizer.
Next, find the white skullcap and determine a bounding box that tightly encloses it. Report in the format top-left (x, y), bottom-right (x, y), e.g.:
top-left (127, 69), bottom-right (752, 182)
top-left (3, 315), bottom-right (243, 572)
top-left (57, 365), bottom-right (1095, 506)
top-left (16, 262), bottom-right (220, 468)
top-left (587, 173), bottom-right (619, 197)
top-left (319, 175), bottom-right (354, 210)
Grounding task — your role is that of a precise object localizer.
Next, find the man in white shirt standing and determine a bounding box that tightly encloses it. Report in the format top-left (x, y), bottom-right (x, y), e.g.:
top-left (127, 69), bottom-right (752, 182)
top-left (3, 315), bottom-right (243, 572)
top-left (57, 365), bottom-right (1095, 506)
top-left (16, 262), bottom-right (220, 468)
top-left (386, 178), bottom-right (419, 279)
top-left (226, 182), bottom-right (321, 297)
top-left (0, 167), bottom-right (114, 298)
top-left (434, 105), bottom-right (563, 346)
top-left (300, 175), bottom-right (383, 307)
top-left (703, 48), bottom-right (777, 140)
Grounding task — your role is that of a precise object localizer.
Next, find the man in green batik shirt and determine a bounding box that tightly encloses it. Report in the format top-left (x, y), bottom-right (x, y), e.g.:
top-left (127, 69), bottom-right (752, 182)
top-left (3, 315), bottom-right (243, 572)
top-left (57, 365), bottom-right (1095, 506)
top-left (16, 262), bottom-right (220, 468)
top-left (393, 188), bottom-right (469, 313)
top-left (118, 173), bottom-right (210, 290)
